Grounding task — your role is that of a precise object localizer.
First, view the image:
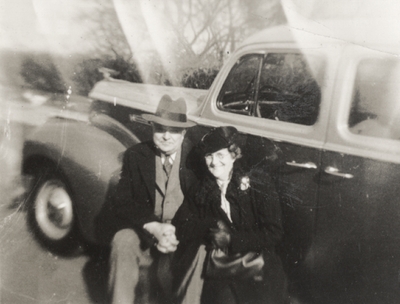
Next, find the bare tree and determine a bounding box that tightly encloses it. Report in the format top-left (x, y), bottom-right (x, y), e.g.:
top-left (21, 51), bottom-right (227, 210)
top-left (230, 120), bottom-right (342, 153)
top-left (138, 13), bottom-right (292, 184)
top-left (74, 0), bottom-right (285, 88)
top-left (79, 0), bottom-right (132, 58)
top-left (162, 0), bottom-right (285, 68)
top-left (71, 0), bottom-right (144, 93)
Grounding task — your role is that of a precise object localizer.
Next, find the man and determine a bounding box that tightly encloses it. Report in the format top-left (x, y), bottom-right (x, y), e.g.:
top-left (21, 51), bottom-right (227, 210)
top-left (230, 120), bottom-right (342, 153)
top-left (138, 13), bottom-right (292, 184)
top-left (107, 94), bottom-right (201, 304)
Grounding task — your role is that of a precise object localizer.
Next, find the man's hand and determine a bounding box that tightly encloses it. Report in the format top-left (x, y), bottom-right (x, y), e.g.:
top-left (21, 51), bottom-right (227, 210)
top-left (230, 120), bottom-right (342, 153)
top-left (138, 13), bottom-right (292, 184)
top-left (143, 222), bottom-right (179, 253)
top-left (157, 231), bottom-right (179, 253)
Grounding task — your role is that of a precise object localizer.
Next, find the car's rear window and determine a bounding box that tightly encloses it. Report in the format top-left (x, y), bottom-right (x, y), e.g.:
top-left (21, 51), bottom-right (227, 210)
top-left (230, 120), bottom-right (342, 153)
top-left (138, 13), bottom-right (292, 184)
top-left (349, 58), bottom-right (400, 140)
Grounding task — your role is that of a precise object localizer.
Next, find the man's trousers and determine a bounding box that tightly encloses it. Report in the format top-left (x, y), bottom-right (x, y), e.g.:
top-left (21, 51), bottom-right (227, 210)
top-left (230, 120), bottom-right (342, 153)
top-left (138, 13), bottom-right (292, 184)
top-left (109, 229), bottom-right (155, 304)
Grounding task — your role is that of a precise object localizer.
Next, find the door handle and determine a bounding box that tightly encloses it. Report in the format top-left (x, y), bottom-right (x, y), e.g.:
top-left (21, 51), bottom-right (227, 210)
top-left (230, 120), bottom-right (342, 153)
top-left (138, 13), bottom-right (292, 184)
top-left (324, 166), bottom-right (354, 179)
top-left (286, 161), bottom-right (317, 169)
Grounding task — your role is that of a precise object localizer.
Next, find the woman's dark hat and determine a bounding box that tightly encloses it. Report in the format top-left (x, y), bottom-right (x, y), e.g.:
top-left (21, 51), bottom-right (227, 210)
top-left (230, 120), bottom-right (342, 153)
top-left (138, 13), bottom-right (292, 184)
top-left (142, 94), bottom-right (196, 128)
top-left (200, 126), bottom-right (239, 154)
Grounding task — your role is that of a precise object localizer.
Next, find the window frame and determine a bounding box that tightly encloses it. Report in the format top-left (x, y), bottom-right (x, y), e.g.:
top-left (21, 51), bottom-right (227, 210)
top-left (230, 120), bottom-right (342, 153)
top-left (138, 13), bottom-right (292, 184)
top-left (215, 51), bottom-right (325, 127)
top-left (325, 45), bottom-right (400, 164)
top-left (196, 45), bottom-right (332, 149)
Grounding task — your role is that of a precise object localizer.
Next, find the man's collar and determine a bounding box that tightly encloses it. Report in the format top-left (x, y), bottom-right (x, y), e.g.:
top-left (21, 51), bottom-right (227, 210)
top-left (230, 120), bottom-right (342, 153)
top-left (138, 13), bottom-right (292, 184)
top-left (169, 152), bottom-right (177, 161)
top-left (161, 152), bottom-right (177, 162)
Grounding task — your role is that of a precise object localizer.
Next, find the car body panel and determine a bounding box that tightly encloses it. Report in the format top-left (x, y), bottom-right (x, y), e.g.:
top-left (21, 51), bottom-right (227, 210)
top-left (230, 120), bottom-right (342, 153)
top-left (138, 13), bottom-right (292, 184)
top-left (312, 152), bottom-right (400, 303)
top-left (90, 79), bottom-right (207, 115)
top-left (24, 118), bottom-right (126, 244)
top-left (302, 44), bottom-right (400, 303)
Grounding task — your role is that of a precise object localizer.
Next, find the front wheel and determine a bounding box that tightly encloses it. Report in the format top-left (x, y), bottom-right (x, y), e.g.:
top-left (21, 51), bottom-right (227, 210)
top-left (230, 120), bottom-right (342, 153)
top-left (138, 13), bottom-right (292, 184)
top-left (28, 169), bottom-right (81, 254)
top-left (34, 179), bottom-right (74, 241)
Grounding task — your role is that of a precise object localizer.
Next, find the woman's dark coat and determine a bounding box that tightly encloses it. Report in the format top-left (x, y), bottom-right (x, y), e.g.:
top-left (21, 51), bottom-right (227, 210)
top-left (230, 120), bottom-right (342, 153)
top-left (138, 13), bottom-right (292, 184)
top-left (172, 164), bottom-right (288, 304)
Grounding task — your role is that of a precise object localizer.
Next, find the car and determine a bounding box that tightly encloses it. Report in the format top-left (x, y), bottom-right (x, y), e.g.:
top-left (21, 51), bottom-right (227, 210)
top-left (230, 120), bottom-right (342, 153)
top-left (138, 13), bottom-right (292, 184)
top-left (23, 19), bottom-right (400, 303)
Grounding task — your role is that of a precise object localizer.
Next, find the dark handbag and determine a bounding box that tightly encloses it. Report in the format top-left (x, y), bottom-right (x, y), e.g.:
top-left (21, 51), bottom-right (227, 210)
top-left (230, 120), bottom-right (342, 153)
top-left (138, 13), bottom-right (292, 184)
top-left (205, 249), bottom-right (264, 280)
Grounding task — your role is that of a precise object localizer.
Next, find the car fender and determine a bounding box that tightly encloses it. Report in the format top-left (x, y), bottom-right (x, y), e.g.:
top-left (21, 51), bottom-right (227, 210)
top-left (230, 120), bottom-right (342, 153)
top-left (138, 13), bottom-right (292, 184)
top-left (23, 117), bottom-right (133, 244)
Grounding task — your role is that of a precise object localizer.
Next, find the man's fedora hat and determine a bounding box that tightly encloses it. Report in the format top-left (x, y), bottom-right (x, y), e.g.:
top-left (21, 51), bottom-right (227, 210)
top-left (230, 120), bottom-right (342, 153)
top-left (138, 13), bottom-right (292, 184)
top-left (142, 94), bottom-right (196, 128)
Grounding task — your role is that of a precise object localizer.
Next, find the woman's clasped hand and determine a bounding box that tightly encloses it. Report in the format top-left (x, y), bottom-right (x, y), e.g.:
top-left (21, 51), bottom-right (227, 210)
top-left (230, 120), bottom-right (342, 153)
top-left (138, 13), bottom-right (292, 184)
top-left (209, 220), bottom-right (231, 249)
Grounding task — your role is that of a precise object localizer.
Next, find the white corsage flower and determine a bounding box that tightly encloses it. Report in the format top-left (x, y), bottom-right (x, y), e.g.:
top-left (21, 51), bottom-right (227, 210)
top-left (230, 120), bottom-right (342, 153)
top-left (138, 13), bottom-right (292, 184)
top-left (240, 176), bottom-right (250, 191)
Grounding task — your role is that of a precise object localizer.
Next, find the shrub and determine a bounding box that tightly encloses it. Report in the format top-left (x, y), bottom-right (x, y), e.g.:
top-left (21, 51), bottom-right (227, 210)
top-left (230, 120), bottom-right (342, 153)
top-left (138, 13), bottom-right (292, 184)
top-left (181, 67), bottom-right (219, 90)
top-left (20, 55), bottom-right (66, 93)
top-left (72, 55), bottom-right (142, 96)
top-left (72, 58), bottom-right (104, 96)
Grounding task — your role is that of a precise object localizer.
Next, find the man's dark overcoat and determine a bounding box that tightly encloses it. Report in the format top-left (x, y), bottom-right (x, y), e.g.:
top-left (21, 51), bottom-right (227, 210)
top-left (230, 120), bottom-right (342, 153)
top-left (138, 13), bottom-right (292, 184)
top-left (95, 137), bottom-right (203, 247)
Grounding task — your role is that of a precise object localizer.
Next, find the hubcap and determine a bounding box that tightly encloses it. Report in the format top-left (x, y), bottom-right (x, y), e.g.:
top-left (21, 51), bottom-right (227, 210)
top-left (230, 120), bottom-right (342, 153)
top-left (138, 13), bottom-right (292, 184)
top-left (35, 179), bottom-right (74, 240)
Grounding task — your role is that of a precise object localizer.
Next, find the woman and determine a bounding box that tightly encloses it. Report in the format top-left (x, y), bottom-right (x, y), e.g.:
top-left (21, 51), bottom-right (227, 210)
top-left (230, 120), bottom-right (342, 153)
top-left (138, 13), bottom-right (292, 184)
top-left (172, 126), bottom-right (287, 304)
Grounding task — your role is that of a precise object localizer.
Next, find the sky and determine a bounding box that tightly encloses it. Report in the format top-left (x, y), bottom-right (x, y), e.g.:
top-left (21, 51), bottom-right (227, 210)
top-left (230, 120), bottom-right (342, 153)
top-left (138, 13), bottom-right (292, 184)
top-left (280, 0), bottom-right (400, 47)
top-left (0, 0), bottom-right (96, 54)
top-left (2, 0), bottom-right (400, 90)
top-left (3, 0), bottom-right (400, 54)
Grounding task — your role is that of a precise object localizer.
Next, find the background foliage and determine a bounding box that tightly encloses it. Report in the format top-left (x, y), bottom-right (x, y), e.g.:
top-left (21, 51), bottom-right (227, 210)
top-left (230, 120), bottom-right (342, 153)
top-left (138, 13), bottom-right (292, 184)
top-left (20, 55), bottom-right (66, 93)
top-left (19, 0), bottom-right (285, 95)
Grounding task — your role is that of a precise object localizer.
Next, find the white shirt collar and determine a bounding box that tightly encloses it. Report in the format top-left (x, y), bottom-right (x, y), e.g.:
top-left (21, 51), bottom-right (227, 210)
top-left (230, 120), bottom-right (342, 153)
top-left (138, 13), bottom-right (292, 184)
top-left (216, 179), bottom-right (230, 195)
top-left (161, 152), bottom-right (177, 164)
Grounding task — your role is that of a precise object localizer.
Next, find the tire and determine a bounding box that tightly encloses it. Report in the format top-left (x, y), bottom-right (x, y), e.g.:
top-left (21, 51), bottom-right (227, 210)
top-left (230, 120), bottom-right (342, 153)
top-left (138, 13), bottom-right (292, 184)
top-left (27, 166), bottom-right (82, 254)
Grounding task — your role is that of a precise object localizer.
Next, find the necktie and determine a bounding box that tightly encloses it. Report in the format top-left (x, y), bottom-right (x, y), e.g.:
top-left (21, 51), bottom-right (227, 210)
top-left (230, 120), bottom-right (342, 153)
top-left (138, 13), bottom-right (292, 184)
top-left (163, 155), bottom-right (172, 177)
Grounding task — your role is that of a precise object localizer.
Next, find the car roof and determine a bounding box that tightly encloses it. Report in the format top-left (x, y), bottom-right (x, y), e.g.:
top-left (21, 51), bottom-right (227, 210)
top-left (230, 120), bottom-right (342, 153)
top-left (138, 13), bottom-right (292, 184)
top-left (240, 18), bottom-right (400, 54)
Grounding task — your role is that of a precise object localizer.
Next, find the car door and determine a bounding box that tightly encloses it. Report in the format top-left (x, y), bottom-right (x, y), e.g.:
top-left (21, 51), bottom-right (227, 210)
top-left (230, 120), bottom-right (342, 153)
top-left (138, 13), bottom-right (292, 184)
top-left (196, 46), bottom-right (336, 301)
top-left (314, 46), bottom-right (400, 303)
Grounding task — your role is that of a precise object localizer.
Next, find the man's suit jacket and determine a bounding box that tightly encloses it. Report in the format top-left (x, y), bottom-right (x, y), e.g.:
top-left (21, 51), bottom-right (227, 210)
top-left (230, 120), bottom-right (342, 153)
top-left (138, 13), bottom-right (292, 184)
top-left (99, 137), bottom-right (203, 247)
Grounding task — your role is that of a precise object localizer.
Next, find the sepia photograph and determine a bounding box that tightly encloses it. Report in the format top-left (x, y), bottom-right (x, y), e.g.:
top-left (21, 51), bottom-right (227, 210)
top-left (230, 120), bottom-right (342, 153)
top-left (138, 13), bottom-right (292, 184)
top-left (1, 0), bottom-right (400, 303)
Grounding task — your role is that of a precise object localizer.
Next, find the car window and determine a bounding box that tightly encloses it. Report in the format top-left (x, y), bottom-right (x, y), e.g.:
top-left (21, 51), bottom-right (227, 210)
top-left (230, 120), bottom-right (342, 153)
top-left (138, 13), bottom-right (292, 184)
top-left (217, 55), bottom-right (262, 116)
top-left (349, 58), bottom-right (400, 140)
top-left (256, 53), bottom-right (323, 125)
